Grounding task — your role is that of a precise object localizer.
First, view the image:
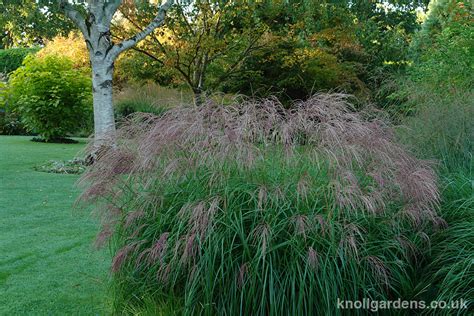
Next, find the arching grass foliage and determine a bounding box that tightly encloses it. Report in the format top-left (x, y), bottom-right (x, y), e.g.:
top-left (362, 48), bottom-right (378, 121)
top-left (80, 94), bottom-right (443, 315)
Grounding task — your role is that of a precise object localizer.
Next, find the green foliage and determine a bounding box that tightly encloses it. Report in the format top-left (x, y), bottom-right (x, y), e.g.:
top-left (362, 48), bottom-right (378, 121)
top-left (416, 173), bottom-right (474, 311)
top-left (380, 0), bottom-right (473, 116)
top-left (116, 0), bottom-right (265, 104)
top-left (0, 78), bottom-right (28, 134)
top-left (0, 0), bottom-right (75, 48)
top-left (417, 0), bottom-right (472, 40)
top-left (115, 99), bottom-right (166, 119)
top-left (0, 111), bottom-right (28, 135)
top-left (109, 0), bottom-right (425, 103)
top-left (0, 47), bottom-right (39, 75)
top-left (7, 55), bottom-right (92, 141)
top-left (219, 0), bottom-right (425, 102)
top-left (410, 0), bottom-right (473, 92)
top-left (115, 50), bottom-right (175, 87)
top-left (224, 28), bottom-right (368, 102)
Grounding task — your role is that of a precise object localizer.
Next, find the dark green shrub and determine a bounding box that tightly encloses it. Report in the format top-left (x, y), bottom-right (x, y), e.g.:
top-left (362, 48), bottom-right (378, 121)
top-left (115, 100), bottom-right (167, 119)
top-left (81, 95), bottom-right (442, 315)
top-left (0, 81), bottom-right (28, 135)
top-left (0, 111), bottom-right (29, 135)
top-left (0, 47), bottom-right (40, 75)
top-left (222, 34), bottom-right (367, 102)
top-left (7, 55), bottom-right (92, 141)
top-left (410, 21), bottom-right (474, 94)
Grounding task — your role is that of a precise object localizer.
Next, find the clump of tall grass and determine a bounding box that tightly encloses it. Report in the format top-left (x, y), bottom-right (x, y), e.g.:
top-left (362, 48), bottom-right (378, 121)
top-left (399, 92), bottom-right (473, 311)
top-left (398, 91), bottom-right (473, 173)
top-left (396, 91), bottom-right (473, 313)
top-left (80, 94), bottom-right (442, 314)
top-left (114, 81), bottom-right (193, 119)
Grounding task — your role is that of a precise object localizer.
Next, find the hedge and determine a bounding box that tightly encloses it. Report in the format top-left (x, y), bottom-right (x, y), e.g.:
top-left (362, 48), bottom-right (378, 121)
top-left (0, 48), bottom-right (40, 76)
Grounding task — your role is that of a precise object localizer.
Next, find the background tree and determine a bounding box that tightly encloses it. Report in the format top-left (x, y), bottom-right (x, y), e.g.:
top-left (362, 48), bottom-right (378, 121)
top-left (115, 0), bottom-right (266, 105)
top-left (223, 0), bottom-right (428, 103)
top-left (222, 1), bottom-right (368, 101)
top-left (0, 0), bottom-right (75, 48)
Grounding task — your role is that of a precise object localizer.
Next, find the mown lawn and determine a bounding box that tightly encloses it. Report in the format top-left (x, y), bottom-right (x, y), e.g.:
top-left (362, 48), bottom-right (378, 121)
top-left (0, 136), bottom-right (110, 315)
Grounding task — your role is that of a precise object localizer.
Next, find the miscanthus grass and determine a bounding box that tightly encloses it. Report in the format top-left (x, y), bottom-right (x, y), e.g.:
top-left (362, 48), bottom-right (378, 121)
top-left (79, 94), bottom-right (443, 315)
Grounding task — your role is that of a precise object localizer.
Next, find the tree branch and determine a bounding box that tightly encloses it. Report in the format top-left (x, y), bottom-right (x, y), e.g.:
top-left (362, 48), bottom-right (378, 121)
top-left (214, 35), bottom-right (263, 87)
top-left (58, 0), bottom-right (88, 38)
top-left (109, 0), bottom-right (173, 61)
top-left (132, 47), bottom-right (165, 66)
top-left (111, 33), bottom-right (165, 65)
top-left (104, 0), bottom-right (123, 22)
top-left (117, 8), bottom-right (168, 55)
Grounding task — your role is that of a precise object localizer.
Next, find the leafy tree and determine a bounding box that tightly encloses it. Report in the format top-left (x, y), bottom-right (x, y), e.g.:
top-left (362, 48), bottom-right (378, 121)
top-left (351, 0), bottom-right (428, 75)
top-left (223, 30), bottom-right (368, 101)
top-left (107, 0), bottom-right (429, 103)
top-left (409, 0), bottom-right (473, 92)
top-left (380, 0), bottom-right (473, 116)
top-left (0, 0), bottom-right (75, 48)
top-left (414, 0), bottom-right (472, 49)
top-left (115, 0), bottom-right (266, 105)
top-left (217, 0), bottom-right (428, 102)
top-left (114, 49), bottom-right (176, 86)
top-left (222, 1), bottom-right (369, 101)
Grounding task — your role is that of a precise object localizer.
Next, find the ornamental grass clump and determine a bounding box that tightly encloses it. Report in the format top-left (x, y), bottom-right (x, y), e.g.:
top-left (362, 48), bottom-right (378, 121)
top-left (79, 94), bottom-right (443, 315)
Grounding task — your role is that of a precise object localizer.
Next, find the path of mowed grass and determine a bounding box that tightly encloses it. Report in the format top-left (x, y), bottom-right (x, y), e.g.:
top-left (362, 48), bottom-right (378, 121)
top-left (0, 136), bottom-right (110, 315)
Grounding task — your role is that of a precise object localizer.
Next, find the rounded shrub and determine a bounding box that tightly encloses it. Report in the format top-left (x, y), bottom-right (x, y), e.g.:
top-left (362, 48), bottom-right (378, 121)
top-left (80, 95), bottom-right (443, 315)
top-left (7, 55), bottom-right (92, 141)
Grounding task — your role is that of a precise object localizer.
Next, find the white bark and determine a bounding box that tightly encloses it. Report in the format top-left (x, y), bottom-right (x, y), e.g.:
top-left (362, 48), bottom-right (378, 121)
top-left (91, 61), bottom-right (115, 144)
top-left (59, 0), bottom-right (174, 148)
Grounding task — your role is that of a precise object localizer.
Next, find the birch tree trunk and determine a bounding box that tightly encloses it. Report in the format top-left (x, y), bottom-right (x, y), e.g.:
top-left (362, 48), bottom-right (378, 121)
top-left (91, 60), bottom-right (115, 145)
top-left (59, 0), bottom-right (173, 150)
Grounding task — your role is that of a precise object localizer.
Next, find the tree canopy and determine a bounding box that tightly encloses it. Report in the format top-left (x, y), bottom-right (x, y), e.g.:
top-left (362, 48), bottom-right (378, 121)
top-left (0, 0), bottom-right (75, 48)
